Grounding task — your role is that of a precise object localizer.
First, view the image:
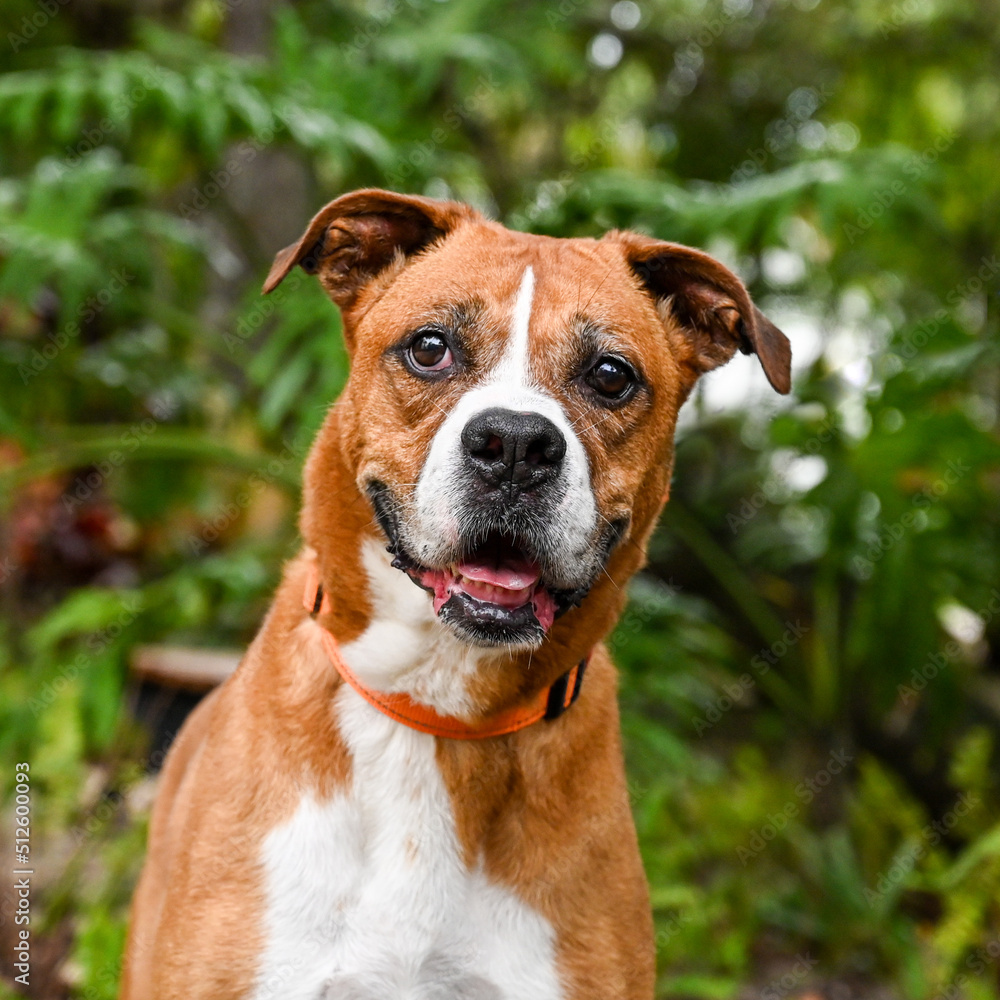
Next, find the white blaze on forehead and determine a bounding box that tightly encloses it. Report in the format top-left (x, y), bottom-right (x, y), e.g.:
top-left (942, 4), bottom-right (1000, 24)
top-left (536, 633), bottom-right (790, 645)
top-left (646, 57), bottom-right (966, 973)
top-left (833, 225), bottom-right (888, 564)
top-left (410, 259), bottom-right (599, 598)
top-left (495, 264), bottom-right (535, 386)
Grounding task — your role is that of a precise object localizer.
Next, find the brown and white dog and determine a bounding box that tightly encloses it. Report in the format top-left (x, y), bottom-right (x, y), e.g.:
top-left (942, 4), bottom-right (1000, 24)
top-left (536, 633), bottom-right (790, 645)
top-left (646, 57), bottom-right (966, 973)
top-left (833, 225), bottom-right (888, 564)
top-left (121, 189), bottom-right (790, 1000)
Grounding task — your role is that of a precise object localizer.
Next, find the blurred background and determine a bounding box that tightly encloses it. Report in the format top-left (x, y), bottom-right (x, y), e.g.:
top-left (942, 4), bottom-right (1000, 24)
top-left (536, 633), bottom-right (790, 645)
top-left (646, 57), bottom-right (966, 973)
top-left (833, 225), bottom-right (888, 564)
top-left (1, 0), bottom-right (999, 997)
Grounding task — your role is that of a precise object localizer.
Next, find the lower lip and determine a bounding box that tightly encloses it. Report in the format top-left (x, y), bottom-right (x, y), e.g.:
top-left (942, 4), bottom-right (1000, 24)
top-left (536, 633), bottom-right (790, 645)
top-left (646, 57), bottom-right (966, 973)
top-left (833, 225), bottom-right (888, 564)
top-left (421, 567), bottom-right (538, 614)
top-left (418, 567), bottom-right (556, 632)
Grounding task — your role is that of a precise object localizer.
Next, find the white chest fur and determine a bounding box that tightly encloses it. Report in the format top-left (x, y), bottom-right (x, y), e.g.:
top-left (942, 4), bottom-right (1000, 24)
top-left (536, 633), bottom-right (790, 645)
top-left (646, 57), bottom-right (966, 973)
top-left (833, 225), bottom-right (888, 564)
top-left (250, 687), bottom-right (564, 1000)
top-left (336, 537), bottom-right (492, 719)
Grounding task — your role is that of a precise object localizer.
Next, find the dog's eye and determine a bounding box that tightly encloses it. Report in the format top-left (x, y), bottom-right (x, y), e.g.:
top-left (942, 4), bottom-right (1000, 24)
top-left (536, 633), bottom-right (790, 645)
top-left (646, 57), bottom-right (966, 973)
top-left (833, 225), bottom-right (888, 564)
top-left (585, 356), bottom-right (636, 400)
top-left (407, 332), bottom-right (453, 373)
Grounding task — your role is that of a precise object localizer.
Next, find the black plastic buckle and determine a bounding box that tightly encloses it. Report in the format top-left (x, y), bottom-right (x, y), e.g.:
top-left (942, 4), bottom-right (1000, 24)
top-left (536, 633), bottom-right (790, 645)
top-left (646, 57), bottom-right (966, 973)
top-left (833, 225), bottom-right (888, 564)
top-left (544, 659), bottom-right (588, 721)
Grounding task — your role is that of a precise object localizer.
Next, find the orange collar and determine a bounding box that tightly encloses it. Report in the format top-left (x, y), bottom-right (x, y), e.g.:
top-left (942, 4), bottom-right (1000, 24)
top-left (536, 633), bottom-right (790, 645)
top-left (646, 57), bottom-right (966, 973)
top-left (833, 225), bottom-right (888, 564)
top-left (303, 563), bottom-right (588, 739)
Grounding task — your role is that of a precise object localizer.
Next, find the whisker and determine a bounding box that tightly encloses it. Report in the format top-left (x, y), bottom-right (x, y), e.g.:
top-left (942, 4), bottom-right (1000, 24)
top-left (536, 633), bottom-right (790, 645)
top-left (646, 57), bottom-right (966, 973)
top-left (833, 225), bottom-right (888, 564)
top-left (574, 407), bottom-right (619, 437)
top-left (581, 265), bottom-right (615, 314)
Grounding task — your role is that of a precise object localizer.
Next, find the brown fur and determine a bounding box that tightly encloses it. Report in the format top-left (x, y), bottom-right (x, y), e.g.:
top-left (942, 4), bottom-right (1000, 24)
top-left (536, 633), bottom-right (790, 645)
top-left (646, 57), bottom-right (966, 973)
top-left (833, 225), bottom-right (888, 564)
top-left (122, 190), bottom-right (790, 999)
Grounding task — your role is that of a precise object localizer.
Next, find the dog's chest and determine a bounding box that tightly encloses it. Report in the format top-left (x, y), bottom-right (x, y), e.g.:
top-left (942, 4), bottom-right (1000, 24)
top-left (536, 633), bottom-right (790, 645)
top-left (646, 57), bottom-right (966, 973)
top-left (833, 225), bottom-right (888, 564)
top-left (250, 687), bottom-right (563, 1000)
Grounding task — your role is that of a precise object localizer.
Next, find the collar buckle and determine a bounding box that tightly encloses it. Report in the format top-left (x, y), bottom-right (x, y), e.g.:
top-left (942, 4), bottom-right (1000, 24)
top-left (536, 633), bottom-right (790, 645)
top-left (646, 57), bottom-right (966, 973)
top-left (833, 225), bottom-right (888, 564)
top-left (544, 659), bottom-right (588, 720)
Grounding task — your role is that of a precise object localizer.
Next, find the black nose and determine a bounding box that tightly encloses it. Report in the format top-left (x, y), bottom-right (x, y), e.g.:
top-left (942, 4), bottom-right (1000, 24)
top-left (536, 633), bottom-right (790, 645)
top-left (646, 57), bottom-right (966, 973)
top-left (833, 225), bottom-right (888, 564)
top-left (461, 407), bottom-right (566, 493)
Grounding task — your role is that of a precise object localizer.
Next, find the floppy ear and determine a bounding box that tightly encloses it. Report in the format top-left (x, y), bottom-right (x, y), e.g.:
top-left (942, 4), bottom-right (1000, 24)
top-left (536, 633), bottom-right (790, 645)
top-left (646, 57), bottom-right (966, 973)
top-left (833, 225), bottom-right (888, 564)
top-left (262, 188), bottom-right (478, 310)
top-left (609, 232), bottom-right (792, 394)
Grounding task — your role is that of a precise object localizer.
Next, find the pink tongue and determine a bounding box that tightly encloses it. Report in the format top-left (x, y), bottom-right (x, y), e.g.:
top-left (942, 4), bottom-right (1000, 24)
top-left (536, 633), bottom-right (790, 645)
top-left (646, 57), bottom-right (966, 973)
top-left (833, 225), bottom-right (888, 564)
top-left (419, 555), bottom-right (553, 629)
top-left (456, 557), bottom-right (541, 591)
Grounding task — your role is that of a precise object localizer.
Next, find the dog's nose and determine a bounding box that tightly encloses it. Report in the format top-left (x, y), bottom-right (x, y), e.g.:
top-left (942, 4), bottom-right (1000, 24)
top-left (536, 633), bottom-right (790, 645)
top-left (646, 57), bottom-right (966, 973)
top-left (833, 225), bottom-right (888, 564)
top-left (461, 407), bottom-right (566, 492)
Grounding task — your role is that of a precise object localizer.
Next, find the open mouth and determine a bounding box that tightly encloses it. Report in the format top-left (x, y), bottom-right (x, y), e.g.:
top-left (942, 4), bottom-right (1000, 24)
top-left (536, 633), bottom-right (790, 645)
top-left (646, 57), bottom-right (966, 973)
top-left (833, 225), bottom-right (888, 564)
top-left (394, 535), bottom-right (571, 645)
top-left (421, 536), bottom-right (557, 629)
top-left (392, 532), bottom-right (572, 647)
top-left (367, 482), bottom-right (597, 648)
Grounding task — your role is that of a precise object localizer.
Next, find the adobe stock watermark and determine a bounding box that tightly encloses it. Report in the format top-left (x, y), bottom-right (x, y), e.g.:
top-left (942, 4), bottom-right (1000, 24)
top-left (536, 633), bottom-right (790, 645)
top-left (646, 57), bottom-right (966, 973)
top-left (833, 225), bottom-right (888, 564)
top-left (757, 954), bottom-right (819, 1000)
top-left (225, 268), bottom-right (307, 353)
top-left (607, 578), bottom-right (680, 657)
top-left (842, 129), bottom-right (956, 245)
top-left (8, 0), bottom-right (70, 51)
top-left (736, 749), bottom-right (852, 865)
top-left (894, 254), bottom-right (1000, 362)
top-left (188, 436), bottom-right (309, 554)
top-left (341, 0), bottom-right (428, 58)
top-left (176, 85), bottom-right (313, 220)
top-left (384, 74), bottom-right (499, 189)
top-left (535, 786), bottom-right (638, 908)
top-left (932, 935), bottom-right (1000, 1000)
top-left (863, 791), bottom-right (979, 907)
top-left (509, 120), bottom-right (625, 232)
top-left (81, 791), bottom-right (309, 1000)
top-left (27, 595), bottom-right (144, 717)
top-left (897, 588), bottom-right (1000, 705)
top-left (727, 412), bottom-right (838, 532)
top-left (17, 269), bottom-right (135, 384)
top-left (875, 0), bottom-right (931, 40)
top-left (177, 131), bottom-right (280, 220)
top-left (730, 82), bottom-right (835, 184)
top-left (853, 457), bottom-right (970, 580)
top-left (52, 66), bottom-right (168, 174)
top-left (691, 620), bottom-right (809, 735)
top-left (11, 761), bottom-right (33, 989)
top-left (655, 909), bottom-right (693, 947)
top-left (545, 0), bottom-right (589, 27)
top-left (61, 398), bottom-right (172, 513)
top-left (70, 758), bottom-right (157, 848)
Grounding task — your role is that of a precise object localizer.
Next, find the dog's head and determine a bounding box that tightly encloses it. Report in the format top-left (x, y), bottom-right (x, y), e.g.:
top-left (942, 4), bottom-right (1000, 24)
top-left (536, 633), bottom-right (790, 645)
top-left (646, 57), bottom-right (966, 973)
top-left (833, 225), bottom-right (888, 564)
top-left (265, 189), bottom-right (790, 651)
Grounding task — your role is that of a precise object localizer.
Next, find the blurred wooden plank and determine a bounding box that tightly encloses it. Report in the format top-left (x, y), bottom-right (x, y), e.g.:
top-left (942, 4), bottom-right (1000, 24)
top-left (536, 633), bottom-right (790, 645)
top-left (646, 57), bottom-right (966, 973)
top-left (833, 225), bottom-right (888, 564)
top-left (130, 644), bottom-right (241, 692)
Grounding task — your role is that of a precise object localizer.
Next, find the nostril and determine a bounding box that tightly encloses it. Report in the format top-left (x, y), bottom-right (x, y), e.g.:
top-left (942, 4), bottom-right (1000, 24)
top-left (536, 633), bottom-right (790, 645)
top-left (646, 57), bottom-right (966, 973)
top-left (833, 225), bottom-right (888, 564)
top-left (525, 432), bottom-right (565, 467)
top-left (463, 429), bottom-right (505, 464)
top-left (478, 434), bottom-right (504, 462)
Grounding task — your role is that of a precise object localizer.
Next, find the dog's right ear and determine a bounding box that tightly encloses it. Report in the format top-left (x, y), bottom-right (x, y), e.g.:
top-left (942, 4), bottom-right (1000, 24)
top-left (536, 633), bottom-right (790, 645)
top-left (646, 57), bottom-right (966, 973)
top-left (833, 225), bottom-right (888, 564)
top-left (262, 188), bottom-right (477, 309)
top-left (608, 231), bottom-right (792, 395)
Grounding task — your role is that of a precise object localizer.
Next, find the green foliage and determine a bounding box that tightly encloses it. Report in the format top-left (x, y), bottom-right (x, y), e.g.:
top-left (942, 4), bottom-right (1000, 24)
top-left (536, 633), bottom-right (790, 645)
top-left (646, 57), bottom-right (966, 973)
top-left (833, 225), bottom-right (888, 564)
top-left (2, 0), bottom-right (999, 996)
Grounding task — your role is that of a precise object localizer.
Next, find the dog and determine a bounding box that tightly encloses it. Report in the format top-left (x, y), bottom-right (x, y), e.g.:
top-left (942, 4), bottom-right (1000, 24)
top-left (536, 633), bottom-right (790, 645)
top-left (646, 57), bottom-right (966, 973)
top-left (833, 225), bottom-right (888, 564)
top-left (121, 188), bottom-right (790, 1000)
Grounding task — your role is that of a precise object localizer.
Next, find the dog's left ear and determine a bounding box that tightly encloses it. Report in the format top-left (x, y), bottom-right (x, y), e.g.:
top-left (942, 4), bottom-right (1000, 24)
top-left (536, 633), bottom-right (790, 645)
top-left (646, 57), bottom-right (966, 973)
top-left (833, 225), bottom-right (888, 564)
top-left (609, 232), bottom-right (792, 394)
top-left (262, 188), bottom-right (477, 310)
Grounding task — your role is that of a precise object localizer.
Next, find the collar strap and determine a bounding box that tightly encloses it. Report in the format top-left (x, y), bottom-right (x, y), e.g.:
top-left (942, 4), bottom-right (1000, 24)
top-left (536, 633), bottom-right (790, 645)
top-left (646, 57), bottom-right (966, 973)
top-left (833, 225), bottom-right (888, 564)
top-left (302, 563), bottom-right (587, 739)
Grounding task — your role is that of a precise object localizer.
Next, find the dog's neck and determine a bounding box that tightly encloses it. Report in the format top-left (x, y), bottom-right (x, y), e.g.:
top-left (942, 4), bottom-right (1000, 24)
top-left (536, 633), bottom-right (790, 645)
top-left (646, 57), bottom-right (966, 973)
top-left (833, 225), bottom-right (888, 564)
top-left (334, 536), bottom-right (496, 719)
top-left (298, 409), bottom-right (651, 722)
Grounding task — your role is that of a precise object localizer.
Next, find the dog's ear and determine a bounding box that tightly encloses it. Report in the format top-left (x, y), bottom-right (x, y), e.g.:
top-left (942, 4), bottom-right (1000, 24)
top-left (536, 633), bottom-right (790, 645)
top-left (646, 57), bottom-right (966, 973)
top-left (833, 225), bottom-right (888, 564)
top-left (262, 188), bottom-right (477, 309)
top-left (609, 232), bottom-right (792, 394)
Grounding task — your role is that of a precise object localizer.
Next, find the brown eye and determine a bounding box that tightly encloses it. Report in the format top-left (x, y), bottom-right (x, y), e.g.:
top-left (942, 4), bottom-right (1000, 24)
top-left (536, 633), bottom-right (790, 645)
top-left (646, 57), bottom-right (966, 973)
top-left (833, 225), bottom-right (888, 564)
top-left (586, 356), bottom-right (635, 400)
top-left (407, 332), bottom-right (453, 372)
